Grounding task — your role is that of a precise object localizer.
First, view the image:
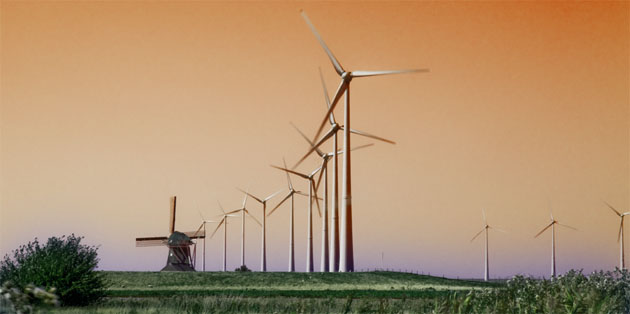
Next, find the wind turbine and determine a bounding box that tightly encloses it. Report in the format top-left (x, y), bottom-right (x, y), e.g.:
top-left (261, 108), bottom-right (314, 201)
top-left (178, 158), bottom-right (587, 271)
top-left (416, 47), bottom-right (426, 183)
top-left (534, 211), bottom-right (577, 278)
top-left (604, 201), bottom-right (630, 270)
top-left (271, 164), bottom-right (322, 272)
top-left (230, 189), bottom-right (261, 268)
top-left (291, 122), bottom-right (374, 272)
top-left (470, 209), bottom-right (506, 281)
top-left (301, 11), bottom-right (428, 272)
top-left (208, 202), bottom-right (240, 271)
top-left (268, 158), bottom-right (310, 272)
top-left (238, 188), bottom-right (282, 272)
top-left (191, 212), bottom-right (216, 272)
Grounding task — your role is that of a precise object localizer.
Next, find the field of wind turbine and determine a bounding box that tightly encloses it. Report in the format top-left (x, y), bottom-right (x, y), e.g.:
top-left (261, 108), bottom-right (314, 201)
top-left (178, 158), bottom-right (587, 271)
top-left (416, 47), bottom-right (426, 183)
top-left (1, 2), bottom-right (627, 312)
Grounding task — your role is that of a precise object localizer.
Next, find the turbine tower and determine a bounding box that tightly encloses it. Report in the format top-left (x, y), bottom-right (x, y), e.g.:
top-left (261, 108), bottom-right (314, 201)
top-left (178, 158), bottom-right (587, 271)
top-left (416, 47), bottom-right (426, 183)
top-left (230, 189), bottom-right (260, 268)
top-left (470, 209), bottom-right (506, 281)
top-left (271, 164), bottom-right (322, 272)
top-left (300, 11), bottom-right (428, 271)
top-left (268, 158), bottom-right (309, 272)
top-left (238, 188), bottom-right (281, 272)
top-left (604, 201), bottom-right (629, 270)
top-left (534, 211), bottom-right (577, 278)
top-left (293, 69), bottom-right (396, 271)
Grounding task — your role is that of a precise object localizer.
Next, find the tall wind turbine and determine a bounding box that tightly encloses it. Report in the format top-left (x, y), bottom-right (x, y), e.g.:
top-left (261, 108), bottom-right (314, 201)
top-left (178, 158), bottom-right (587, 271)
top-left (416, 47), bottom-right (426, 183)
top-left (301, 11), bottom-right (428, 272)
top-left (534, 211), bottom-right (577, 278)
top-left (604, 201), bottom-right (630, 270)
top-left (291, 123), bottom-right (375, 272)
top-left (293, 69), bottom-right (396, 271)
top-left (268, 158), bottom-right (310, 272)
top-left (230, 189), bottom-right (261, 268)
top-left (191, 212), bottom-right (216, 272)
top-left (238, 188), bottom-right (282, 272)
top-left (271, 164), bottom-right (322, 272)
top-left (470, 209), bottom-right (506, 282)
top-left (209, 202), bottom-right (240, 271)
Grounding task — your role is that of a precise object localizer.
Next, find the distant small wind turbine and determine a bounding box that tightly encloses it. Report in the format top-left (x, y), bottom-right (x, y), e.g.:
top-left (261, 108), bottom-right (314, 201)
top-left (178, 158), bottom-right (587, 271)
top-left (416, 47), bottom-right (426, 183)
top-left (268, 158), bottom-right (310, 272)
top-left (604, 201), bottom-right (630, 270)
top-left (209, 202), bottom-right (240, 271)
top-left (534, 210), bottom-right (577, 278)
top-left (230, 189), bottom-right (261, 268)
top-left (470, 209), bottom-right (506, 281)
top-left (271, 164), bottom-right (322, 272)
top-left (238, 188), bottom-right (282, 272)
top-left (191, 211), bottom-right (216, 272)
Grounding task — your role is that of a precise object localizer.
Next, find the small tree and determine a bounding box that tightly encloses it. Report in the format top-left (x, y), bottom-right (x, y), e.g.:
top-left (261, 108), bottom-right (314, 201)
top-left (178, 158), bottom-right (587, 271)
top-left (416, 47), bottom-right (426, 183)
top-left (235, 265), bottom-right (251, 272)
top-left (0, 234), bottom-right (106, 306)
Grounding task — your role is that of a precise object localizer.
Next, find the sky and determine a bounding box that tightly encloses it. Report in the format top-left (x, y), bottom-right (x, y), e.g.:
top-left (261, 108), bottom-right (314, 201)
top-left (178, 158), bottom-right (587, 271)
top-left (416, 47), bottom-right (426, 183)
top-left (1, 1), bottom-right (628, 279)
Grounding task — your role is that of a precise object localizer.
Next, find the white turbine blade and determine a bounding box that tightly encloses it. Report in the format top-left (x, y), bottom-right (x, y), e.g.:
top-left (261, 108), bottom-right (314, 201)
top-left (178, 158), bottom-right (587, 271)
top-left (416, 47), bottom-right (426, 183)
top-left (198, 211), bottom-right (206, 221)
top-left (237, 187), bottom-right (264, 204)
top-left (315, 160), bottom-right (326, 192)
top-left (618, 221), bottom-right (623, 243)
top-left (218, 201), bottom-right (226, 214)
top-left (347, 128), bottom-right (396, 145)
top-left (268, 192), bottom-right (292, 216)
top-left (210, 219), bottom-right (225, 239)
top-left (264, 189), bottom-right (283, 202)
top-left (350, 143), bottom-right (374, 152)
top-left (319, 67), bottom-right (336, 125)
top-left (282, 157), bottom-right (293, 190)
top-left (310, 165), bottom-right (323, 177)
top-left (604, 201), bottom-right (622, 217)
top-left (245, 209), bottom-right (262, 227)
top-left (295, 190), bottom-right (309, 198)
top-left (294, 127), bottom-right (336, 169)
top-left (311, 180), bottom-right (322, 218)
top-left (291, 122), bottom-right (325, 157)
top-left (557, 222), bottom-right (578, 231)
top-left (470, 228), bottom-right (485, 242)
top-left (534, 222), bottom-right (554, 238)
top-left (482, 209), bottom-right (487, 225)
top-left (311, 80), bottom-right (348, 144)
top-left (191, 222), bottom-right (205, 238)
top-left (300, 10), bottom-right (344, 75)
top-left (271, 165), bottom-right (310, 179)
top-left (225, 209), bottom-right (241, 215)
top-left (351, 69), bottom-right (429, 77)
top-left (490, 226), bottom-right (507, 233)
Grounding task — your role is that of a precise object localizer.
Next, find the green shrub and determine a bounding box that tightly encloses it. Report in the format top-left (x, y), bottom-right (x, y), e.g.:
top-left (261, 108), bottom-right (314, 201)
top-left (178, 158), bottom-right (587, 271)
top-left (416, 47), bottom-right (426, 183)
top-left (0, 234), bottom-right (106, 306)
top-left (0, 281), bottom-right (59, 313)
top-left (234, 265), bottom-right (251, 272)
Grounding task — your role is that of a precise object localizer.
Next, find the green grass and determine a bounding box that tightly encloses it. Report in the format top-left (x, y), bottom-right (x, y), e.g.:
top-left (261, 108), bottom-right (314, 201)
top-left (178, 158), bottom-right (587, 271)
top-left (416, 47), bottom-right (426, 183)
top-left (48, 271), bottom-right (499, 313)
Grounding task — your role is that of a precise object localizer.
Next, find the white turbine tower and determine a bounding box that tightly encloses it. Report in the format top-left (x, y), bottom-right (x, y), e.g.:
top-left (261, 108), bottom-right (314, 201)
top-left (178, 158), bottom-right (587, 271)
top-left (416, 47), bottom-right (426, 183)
top-left (301, 11), bottom-right (429, 272)
top-left (230, 189), bottom-right (261, 268)
top-left (291, 123), bottom-right (375, 272)
top-left (208, 202), bottom-right (239, 271)
top-left (238, 188), bottom-right (282, 272)
top-left (293, 69), bottom-right (396, 271)
top-left (470, 209), bottom-right (506, 282)
top-left (534, 211), bottom-right (577, 278)
top-left (604, 201), bottom-right (630, 270)
top-left (271, 164), bottom-right (322, 272)
top-left (268, 158), bottom-right (310, 272)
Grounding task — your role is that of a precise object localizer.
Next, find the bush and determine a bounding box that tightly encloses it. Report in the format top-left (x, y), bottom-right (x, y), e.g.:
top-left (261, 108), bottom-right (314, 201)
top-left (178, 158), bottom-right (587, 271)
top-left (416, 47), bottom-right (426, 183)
top-left (0, 234), bottom-right (106, 306)
top-left (234, 265), bottom-right (251, 272)
top-left (0, 281), bottom-right (59, 313)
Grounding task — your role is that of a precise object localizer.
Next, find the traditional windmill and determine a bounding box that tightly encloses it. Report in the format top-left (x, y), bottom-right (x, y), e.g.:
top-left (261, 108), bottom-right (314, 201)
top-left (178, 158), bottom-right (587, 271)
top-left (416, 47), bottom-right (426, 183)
top-left (135, 196), bottom-right (206, 271)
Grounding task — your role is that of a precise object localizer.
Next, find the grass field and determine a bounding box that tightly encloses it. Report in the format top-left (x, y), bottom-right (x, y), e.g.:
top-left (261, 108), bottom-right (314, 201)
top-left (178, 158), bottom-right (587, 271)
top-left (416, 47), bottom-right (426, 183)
top-left (52, 271), bottom-right (499, 313)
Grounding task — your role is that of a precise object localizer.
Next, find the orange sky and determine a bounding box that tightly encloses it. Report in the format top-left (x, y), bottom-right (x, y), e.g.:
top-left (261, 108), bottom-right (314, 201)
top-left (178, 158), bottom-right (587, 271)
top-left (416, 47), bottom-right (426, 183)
top-left (1, 1), bottom-right (628, 278)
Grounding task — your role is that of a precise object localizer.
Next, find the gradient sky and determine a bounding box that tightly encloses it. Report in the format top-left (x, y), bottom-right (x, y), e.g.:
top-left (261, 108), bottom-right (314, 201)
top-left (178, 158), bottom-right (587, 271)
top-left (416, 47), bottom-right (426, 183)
top-left (1, 1), bottom-right (628, 279)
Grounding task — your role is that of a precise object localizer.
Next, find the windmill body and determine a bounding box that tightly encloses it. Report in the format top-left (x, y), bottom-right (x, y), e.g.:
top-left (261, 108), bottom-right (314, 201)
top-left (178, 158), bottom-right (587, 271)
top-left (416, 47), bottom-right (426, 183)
top-left (135, 196), bottom-right (205, 272)
top-left (300, 11), bottom-right (426, 271)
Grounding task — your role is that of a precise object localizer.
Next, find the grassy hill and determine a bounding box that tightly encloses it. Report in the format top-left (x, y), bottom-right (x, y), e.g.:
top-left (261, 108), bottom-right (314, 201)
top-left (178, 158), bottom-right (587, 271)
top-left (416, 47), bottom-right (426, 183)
top-left (53, 271), bottom-right (500, 313)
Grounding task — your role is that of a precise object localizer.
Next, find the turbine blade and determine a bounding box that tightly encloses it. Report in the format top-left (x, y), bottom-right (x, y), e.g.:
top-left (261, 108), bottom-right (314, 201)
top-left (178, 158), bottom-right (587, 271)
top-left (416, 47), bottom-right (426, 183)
top-left (311, 180), bottom-right (322, 218)
top-left (198, 211), bottom-right (206, 221)
top-left (293, 127), bottom-right (337, 169)
top-left (348, 128), bottom-right (396, 144)
top-left (237, 188), bottom-right (263, 204)
top-left (300, 10), bottom-right (344, 75)
top-left (291, 122), bottom-right (325, 157)
top-left (618, 220), bottom-right (623, 243)
top-left (557, 222), bottom-right (578, 231)
top-left (191, 222), bottom-right (205, 239)
top-left (311, 80), bottom-right (348, 145)
top-left (271, 165), bottom-right (310, 179)
top-left (264, 189), bottom-right (283, 202)
top-left (351, 69), bottom-right (429, 77)
top-left (218, 201), bottom-right (226, 214)
top-left (491, 226), bottom-right (507, 233)
top-left (319, 67), bottom-right (336, 125)
top-left (225, 209), bottom-right (241, 215)
top-left (210, 219), bottom-right (225, 239)
top-left (283, 157), bottom-right (293, 190)
top-left (268, 192), bottom-right (292, 217)
top-left (242, 186), bottom-right (250, 208)
top-left (350, 143), bottom-right (374, 152)
top-left (534, 223), bottom-right (554, 238)
top-left (482, 209), bottom-right (487, 225)
top-left (315, 161), bottom-right (326, 192)
top-left (604, 201), bottom-right (622, 217)
top-left (245, 209), bottom-right (262, 227)
top-left (295, 190), bottom-right (309, 198)
top-left (470, 228), bottom-right (485, 242)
